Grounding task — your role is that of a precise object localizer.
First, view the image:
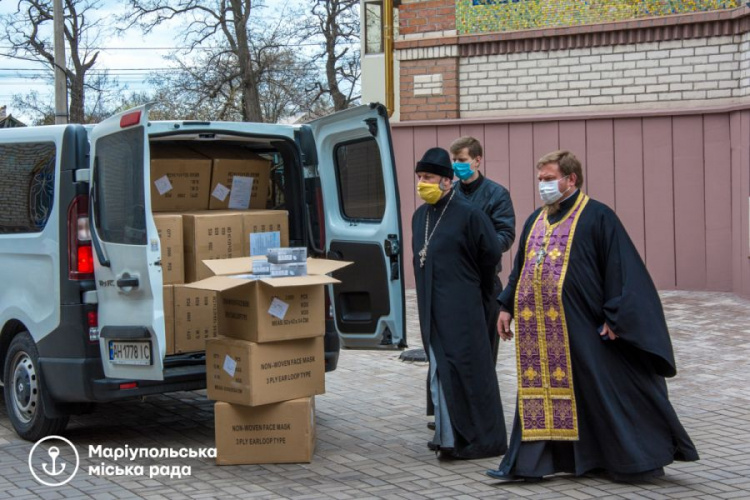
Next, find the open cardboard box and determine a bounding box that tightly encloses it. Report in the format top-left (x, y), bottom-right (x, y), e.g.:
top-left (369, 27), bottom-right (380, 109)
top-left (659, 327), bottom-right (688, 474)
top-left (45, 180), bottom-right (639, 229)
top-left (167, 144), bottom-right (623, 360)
top-left (185, 257), bottom-right (351, 343)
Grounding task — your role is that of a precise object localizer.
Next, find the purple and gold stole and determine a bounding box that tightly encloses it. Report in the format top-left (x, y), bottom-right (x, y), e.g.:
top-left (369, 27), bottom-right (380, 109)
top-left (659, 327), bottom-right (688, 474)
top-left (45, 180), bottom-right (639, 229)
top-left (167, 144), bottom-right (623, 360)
top-left (514, 193), bottom-right (589, 441)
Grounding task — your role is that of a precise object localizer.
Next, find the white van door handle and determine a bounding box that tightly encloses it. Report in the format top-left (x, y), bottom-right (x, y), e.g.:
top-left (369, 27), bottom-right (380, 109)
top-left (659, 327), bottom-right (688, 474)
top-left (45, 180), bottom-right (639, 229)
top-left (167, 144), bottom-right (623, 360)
top-left (116, 275), bottom-right (139, 289)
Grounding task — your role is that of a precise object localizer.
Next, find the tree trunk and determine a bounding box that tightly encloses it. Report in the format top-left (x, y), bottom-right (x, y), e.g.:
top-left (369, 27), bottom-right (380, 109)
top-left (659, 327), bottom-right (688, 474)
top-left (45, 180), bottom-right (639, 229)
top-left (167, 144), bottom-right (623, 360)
top-left (68, 73), bottom-right (85, 124)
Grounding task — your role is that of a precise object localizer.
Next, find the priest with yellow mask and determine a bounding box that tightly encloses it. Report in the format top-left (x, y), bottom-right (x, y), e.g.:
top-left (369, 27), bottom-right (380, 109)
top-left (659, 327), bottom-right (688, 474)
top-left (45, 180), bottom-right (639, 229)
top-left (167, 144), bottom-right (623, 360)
top-left (412, 147), bottom-right (508, 460)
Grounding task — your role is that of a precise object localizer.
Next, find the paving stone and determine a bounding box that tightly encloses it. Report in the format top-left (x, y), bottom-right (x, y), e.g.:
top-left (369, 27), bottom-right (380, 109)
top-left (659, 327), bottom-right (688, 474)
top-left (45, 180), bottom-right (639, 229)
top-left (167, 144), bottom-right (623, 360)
top-left (0, 290), bottom-right (748, 499)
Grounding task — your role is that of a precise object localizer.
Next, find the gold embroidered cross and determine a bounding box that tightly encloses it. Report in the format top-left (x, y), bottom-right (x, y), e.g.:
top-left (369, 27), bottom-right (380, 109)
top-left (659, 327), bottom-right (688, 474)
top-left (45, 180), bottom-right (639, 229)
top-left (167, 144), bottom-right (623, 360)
top-left (552, 367), bottom-right (567, 382)
top-left (549, 248), bottom-right (562, 261)
top-left (546, 307), bottom-right (559, 321)
top-left (520, 307), bottom-right (534, 322)
top-left (524, 366), bottom-right (538, 381)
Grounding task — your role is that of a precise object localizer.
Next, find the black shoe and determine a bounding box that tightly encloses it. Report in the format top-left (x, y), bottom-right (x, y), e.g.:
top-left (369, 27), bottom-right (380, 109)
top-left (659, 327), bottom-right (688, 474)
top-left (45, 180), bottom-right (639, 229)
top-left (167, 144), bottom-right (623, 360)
top-left (485, 469), bottom-right (543, 483)
top-left (427, 441), bottom-right (438, 451)
top-left (427, 421), bottom-right (436, 430)
top-left (437, 448), bottom-right (460, 461)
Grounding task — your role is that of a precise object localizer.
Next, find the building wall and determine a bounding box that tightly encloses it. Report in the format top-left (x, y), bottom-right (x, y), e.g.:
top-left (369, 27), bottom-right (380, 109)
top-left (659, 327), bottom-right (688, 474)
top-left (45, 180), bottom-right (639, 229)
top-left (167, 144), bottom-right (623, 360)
top-left (393, 110), bottom-right (750, 299)
top-left (386, 2), bottom-right (750, 297)
top-left (459, 37), bottom-right (741, 115)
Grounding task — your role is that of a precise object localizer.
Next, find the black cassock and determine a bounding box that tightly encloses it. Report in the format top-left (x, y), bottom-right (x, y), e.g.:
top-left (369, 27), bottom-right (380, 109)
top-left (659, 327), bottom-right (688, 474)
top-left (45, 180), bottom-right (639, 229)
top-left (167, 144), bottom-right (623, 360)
top-left (412, 191), bottom-right (507, 459)
top-left (496, 190), bottom-right (699, 479)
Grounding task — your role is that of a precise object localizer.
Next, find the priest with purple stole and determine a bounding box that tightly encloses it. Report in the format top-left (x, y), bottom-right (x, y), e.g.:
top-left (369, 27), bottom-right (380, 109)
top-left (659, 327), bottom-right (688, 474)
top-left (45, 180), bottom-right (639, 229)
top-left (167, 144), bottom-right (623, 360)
top-left (412, 147), bottom-right (507, 460)
top-left (487, 150), bottom-right (698, 482)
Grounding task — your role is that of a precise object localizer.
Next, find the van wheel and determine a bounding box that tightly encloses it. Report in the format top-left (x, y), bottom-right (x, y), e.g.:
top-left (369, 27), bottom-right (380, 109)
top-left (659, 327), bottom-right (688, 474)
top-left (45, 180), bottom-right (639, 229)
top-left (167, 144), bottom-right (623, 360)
top-left (3, 332), bottom-right (69, 441)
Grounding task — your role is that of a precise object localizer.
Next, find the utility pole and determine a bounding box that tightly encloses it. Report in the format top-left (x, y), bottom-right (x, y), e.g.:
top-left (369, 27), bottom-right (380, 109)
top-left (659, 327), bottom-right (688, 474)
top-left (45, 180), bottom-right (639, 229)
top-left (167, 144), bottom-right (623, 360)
top-left (53, 0), bottom-right (68, 124)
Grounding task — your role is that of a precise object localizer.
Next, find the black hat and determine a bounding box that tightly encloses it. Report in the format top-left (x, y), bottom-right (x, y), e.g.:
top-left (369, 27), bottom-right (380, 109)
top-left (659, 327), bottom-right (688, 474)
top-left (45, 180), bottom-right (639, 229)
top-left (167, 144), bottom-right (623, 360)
top-left (415, 147), bottom-right (453, 179)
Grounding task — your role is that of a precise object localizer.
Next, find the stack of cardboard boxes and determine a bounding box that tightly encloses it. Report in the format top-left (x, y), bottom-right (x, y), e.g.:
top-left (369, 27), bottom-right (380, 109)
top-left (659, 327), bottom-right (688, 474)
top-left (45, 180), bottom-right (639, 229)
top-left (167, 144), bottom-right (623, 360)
top-left (151, 144), bottom-right (289, 355)
top-left (187, 257), bottom-right (348, 465)
top-left (150, 144), bottom-right (345, 465)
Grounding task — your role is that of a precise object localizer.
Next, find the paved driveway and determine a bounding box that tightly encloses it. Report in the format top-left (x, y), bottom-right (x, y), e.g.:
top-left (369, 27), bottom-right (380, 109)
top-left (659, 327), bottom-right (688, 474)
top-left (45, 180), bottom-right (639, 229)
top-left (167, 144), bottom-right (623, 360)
top-left (0, 290), bottom-right (748, 499)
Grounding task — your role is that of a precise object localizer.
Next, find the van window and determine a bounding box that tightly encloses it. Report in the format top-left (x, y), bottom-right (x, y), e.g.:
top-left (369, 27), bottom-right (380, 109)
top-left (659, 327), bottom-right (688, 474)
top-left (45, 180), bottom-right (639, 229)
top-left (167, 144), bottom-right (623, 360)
top-left (334, 138), bottom-right (385, 221)
top-left (0, 141), bottom-right (55, 234)
top-left (94, 127), bottom-right (147, 245)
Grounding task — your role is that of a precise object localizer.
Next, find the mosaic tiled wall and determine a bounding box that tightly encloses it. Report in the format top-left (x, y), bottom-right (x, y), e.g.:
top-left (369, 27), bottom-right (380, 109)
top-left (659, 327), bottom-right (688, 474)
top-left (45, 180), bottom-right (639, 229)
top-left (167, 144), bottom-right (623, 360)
top-left (457, 0), bottom-right (740, 34)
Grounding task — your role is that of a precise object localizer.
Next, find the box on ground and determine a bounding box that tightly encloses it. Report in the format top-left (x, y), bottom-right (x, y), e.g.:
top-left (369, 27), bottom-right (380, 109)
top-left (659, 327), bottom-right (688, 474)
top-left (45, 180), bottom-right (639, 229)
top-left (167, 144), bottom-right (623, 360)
top-left (240, 210), bottom-right (289, 256)
top-left (163, 285), bottom-right (174, 355)
top-left (192, 145), bottom-right (271, 210)
top-left (174, 285), bottom-right (219, 353)
top-left (182, 212), bottom-right (244, 283)
top-left (192, 258), bottom-right (350, 343)
top-left (214, 397), bottom-right (315, 465)
top-left (206, 336), bottom-right (324, 406)
top-left (150, 145), bottom-right (211, 212)
top-left (154, 214), bottom-right (185, 284)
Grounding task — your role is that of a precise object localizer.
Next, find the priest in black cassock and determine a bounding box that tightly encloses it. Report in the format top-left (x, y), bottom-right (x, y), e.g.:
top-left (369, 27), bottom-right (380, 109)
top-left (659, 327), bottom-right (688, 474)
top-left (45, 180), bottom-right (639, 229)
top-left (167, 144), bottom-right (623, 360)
top-left (487, 150), bottom-right (698, 482)
top-left (412, 147), bottom-right (507, 460)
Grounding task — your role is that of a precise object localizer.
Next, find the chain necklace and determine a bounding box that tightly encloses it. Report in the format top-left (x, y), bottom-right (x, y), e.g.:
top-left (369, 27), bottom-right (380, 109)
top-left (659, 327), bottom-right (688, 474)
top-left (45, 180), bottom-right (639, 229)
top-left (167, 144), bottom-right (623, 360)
top-left (419, 189), bottom-right (455, 268)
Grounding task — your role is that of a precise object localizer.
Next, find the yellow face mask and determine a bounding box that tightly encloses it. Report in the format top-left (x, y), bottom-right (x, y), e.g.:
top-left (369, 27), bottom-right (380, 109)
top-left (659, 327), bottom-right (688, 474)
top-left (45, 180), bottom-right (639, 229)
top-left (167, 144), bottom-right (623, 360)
top-left (417, 181), bottom-right (444, 204)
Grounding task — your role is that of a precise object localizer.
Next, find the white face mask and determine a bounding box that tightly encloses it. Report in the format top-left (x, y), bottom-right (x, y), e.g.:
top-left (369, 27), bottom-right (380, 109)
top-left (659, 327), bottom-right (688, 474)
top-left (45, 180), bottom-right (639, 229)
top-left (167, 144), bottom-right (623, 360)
top-left (539, 176), bottom-right (568, 205)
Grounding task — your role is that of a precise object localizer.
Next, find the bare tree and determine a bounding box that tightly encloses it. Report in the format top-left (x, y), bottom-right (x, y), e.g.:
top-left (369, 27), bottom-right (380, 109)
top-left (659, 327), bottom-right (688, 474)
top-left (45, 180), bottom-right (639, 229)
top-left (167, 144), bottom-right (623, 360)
top-left (1, 0), bottom-right (114, 123)
top-left (122, 0), bottom-right (269, 122)
top-left (301, 0), bottom-right (361, 111)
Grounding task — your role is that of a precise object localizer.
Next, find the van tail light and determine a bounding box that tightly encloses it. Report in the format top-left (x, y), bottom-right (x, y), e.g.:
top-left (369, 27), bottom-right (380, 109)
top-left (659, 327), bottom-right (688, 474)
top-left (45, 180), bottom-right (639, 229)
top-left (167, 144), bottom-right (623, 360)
top-left (87, 310), bottom-right (99, 342)
top-left (68, 195), bottom-right (94, 280)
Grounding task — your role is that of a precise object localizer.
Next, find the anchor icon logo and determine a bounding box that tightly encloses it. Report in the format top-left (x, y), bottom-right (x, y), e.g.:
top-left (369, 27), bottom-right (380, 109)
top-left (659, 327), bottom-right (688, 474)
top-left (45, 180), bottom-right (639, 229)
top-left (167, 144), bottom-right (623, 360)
top-left (42, 446), bottom-right (66, 476)
top-left (28, 436), bottom-right (79, 487)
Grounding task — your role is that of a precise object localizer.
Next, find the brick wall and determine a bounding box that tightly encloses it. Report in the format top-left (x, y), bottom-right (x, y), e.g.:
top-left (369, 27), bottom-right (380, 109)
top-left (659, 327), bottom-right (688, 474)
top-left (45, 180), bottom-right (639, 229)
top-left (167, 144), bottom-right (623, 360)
top-left (400, 58), bottom-right (460, 120)
top-left (459, 36), bottom-right (743, 115)
top-left (399, 0), bottom-right (455, 36)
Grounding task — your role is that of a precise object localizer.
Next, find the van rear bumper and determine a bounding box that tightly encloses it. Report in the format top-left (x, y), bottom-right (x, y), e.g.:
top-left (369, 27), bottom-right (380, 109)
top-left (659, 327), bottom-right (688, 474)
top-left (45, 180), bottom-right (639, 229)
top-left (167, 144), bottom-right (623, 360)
top-left (40, 356), bottom-right (207, 403)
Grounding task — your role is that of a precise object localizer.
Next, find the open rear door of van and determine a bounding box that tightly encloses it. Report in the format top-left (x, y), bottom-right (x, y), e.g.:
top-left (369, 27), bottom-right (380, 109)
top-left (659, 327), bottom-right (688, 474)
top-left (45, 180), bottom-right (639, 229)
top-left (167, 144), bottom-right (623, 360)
top-left (305, 104), bottom-right (405, 348)
top-left (89, 105), bottom-right (165, 381)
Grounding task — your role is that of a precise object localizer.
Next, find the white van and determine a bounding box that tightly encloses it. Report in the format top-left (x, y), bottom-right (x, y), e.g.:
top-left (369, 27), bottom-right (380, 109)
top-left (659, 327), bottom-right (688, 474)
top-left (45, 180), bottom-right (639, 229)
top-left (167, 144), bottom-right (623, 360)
top-left (0, 103), bottom-right (405, 440)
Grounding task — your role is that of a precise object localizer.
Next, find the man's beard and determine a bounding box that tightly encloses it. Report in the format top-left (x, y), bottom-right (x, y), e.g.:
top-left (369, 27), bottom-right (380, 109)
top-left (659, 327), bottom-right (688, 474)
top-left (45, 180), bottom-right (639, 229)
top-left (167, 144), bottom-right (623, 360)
top-left (545, 201), bottom-right (562, 215)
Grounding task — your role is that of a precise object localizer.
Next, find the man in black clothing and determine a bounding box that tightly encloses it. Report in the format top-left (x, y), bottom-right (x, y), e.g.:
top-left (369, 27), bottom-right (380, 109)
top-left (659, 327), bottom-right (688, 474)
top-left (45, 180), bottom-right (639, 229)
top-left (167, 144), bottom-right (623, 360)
top-left (426, 137), bottom-right (516, 431)
top-left (412, 147), bottom-right (507, 460)
top-left (487, 150), bottom-right (698, 482)
top-left (450, 136), bottom-right (515, 364)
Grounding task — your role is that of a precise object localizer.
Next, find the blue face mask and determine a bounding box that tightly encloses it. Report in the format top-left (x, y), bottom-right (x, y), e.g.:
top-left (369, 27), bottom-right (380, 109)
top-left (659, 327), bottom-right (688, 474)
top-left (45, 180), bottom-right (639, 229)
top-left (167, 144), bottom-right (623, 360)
top-left (452, 161), bottom-right (474, 181)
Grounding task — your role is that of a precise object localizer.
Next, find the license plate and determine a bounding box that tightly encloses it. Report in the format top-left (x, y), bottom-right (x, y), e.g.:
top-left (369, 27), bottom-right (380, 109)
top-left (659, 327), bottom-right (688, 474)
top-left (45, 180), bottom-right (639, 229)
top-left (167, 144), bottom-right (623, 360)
top-left (109, 341), bottom-right (152, 366)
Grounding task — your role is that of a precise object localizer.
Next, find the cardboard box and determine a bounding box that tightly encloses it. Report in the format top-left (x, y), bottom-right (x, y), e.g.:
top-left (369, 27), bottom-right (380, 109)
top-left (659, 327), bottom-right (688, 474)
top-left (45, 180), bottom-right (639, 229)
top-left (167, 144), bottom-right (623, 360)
top-left (150, 146), bottom-right (211, 212)
top-left (206, 336), bottom-right (325, 406)
top-left (193, 146), bottom-right (271, 210)
top-left (174, 285), bottom-right (219, 353)
top-left (154, 214), bottom-right (185, 284)
top-left (214, 398), bottom-right (315, 465)
top-left (190, 258), bottom-right (350, 343)
top-left (182, 212), bottom-right (244, 283)
top-left (163, 285), bottom-right (175, 355)
top-left (240, 210), bottom-right (289, 256)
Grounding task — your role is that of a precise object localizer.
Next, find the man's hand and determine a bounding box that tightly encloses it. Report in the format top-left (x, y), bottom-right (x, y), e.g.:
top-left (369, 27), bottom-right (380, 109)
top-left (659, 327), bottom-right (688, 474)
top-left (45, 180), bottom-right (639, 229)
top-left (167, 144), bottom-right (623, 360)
top-left (599, 322), bottom-right (618, 341)
top-left (498, 311), bottom-right (514, 341)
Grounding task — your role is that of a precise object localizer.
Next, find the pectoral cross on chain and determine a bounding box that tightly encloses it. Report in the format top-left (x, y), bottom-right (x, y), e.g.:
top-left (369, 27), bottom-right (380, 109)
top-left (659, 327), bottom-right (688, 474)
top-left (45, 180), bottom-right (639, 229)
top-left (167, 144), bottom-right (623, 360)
top-left (535, 248), bottom-right (547, 265)
top-left (419, 245), bottom-right (428, 268)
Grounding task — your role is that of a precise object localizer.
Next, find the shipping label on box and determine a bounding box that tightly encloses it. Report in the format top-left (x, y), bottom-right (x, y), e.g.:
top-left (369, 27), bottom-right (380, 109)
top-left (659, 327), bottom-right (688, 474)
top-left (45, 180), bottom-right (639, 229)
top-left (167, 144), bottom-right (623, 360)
top-left (150, 146), bottom-right (211, 212)
top-left (206, 336), bottom-right (325, 406)
top-left (214, 397), bottom-right (315, 465)
top-left (163, 285), bottom-right (175, 355)
top-left (241, 210), bottom-right (289, 256)
top-left (154, 214), bottom-right (185, 284)
top-left (183, 212), bottom-right (243, 282)
top-left (174, 285), bottom-right (219, 353)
